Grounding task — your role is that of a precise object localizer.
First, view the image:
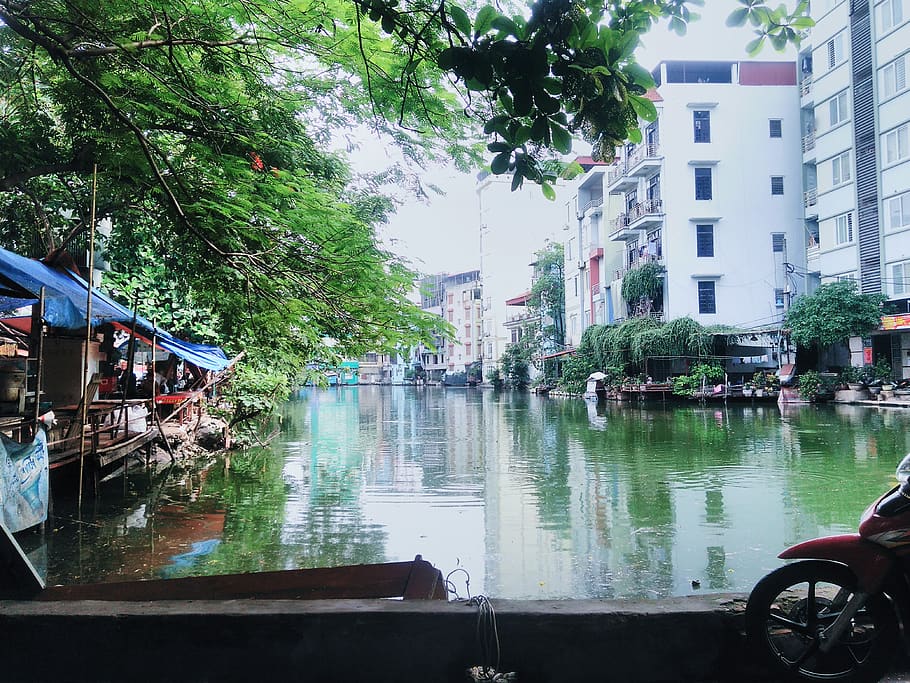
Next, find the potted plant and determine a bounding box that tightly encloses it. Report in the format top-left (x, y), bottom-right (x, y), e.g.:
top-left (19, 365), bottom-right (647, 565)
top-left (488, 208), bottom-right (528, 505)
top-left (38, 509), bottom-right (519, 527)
top-left (742, 381), bottom-right (754, 398)
top-left (873, 358), bottom-right (893, 391)
top-left (840, 366), bottom-right (865, 391)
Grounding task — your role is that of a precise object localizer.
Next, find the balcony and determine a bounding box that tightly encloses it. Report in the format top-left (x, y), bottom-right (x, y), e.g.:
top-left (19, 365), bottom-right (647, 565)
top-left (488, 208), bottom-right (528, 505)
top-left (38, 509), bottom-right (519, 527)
top-left (606, 162), bottom-right (636, 194)
top-left (609, 201), bottom-right (663, 241)
top-left (801, 131), bottom-right (815, 154)
top-left (800, 74), bottom-right (813, 100)
top-left (580, 196), bottom-right (603, 217)
top-left (627, 143), bottom-right (662, 177)
top-left (804, 188), bottom-right (818, 218)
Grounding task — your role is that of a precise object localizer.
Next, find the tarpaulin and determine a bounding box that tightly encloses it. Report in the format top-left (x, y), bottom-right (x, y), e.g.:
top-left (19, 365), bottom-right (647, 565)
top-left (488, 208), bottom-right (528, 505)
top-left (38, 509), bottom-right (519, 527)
top-left (0, 427), bottom-right (48, 533)
top-left (0, 247), bottom-right (230, 371)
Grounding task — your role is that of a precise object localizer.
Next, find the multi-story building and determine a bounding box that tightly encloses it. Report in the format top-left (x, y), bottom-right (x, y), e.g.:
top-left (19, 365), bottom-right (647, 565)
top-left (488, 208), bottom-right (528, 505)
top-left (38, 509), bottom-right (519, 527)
top-left (798, 0), bottom-right (910, 373)
top-left (417, 270), bottom-right (482, 382)
top-left (567, 60), bottom-right (806, 345)
top-left (478, 173), bottom-right (566, 378)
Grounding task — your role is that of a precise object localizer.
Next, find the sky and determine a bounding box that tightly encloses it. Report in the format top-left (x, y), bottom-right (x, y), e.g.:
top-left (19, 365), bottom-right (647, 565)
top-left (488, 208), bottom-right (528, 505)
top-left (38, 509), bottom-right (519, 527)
top-left (375, 1), bottom-right (798, 276)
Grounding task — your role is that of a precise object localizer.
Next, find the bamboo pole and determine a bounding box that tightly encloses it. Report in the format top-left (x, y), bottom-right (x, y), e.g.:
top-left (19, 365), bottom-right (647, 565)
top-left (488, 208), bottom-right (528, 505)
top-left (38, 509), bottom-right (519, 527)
top-left (77, 165), bottom-right (99, 509)
top-left (31, 287), bottom-right (45, 424)
top-left (150, 321), bottom-right (176, 462)
top-left (118, 295), bottom-right (140, 433)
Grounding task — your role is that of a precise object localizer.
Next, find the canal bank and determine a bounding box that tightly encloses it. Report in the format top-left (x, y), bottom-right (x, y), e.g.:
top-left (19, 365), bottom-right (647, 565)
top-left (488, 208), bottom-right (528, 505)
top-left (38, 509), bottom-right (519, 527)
top-left (0, 594), bottom-right (768, 682)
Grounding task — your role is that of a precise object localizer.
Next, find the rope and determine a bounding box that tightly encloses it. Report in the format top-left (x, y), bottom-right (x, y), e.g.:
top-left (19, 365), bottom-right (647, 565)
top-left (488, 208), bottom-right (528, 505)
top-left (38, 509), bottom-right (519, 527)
top-left (448, 568), bottom-right (516, 682)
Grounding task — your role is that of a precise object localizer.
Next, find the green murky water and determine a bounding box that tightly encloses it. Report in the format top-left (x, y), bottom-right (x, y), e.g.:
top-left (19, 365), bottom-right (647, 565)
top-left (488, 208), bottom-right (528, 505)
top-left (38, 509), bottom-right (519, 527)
top-left (18, 387), bottom-right (910, 599)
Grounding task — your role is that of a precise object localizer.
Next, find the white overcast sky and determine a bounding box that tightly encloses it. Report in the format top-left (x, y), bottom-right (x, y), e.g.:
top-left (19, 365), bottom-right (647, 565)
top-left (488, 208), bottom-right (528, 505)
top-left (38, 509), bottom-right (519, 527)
top-left (374, 0), bottom-right (798, 276)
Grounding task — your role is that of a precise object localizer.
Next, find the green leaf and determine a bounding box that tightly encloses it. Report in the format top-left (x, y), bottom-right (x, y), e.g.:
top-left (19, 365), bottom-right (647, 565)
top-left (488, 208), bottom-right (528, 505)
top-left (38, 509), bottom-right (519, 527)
top-left (746, 35), bottom-right (766, 57)
top-left (550, 122), bottom-right (572, 154)
top-left (491, 151), bottom-right (511, 174)
top-left (449, 5), bottom-right (471, 37)
top-left (487, 141), bottom-right (511, 153)
top-left (541, 182), bottom-right (556, 201)
top-left (491, 15), bottom-right (519, 37)
top-left (474, 6), bottom-right (497, 36)
top-left (628, 94), bottom-right (657, 121)
top-left (726, 7), bottom-right (749, 27)
top-left (511, 169), bottom-right (523, 191)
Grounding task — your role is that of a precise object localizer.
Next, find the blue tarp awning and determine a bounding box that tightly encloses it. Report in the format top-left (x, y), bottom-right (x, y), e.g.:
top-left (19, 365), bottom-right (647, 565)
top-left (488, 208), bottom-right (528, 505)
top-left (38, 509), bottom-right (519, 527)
top-left (0, 247), bottom-right (230, 371)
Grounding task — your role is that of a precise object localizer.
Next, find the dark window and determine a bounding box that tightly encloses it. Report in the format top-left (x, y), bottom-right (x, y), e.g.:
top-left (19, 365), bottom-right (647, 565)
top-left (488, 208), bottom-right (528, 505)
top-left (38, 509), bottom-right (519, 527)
top-left (772, 233), bottom-right (786, 252)
top-left (625, 189), bottom-right (637, 213)
top-left (647, 174), bottom-right (661, 201)
top-left (771, 176), bottom-right (785, 195)
top-left (775, 289), bottom-right (785, 307)
top-left (696, 224), bottom-right (714, 257)
top-left (694, 167), bottom-right (712, 200)
top-left (769, 119), bottom-right (782, 138)
top-left (697, 281), bottom-right (716, 314)
top-left (693, 110), bottom-right (711, 143)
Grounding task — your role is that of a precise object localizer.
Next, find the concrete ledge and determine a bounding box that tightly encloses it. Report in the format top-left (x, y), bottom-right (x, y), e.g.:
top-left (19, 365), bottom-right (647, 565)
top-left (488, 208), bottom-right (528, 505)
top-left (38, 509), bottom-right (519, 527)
top-left (0, 594), bottom-right (780, 682)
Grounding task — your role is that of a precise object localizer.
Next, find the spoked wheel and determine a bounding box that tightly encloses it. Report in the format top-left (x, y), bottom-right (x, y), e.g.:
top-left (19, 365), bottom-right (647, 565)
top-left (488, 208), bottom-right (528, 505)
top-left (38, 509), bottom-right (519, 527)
top-left (745, 560), bottom-right (899, 682)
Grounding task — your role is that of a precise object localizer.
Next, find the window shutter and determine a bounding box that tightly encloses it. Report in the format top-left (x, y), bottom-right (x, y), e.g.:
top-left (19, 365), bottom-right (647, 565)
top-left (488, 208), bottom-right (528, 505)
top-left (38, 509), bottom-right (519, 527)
top-left (827, 38), bottom-right (836, 69)
top-left (897, 55), bottom-right (907, 92)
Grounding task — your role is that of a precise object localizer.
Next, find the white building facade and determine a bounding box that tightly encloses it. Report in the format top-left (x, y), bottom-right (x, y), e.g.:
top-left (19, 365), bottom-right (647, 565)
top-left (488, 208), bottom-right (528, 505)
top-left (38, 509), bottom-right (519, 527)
top-left (566, 60), bottom-right (807, 341)
top-left (799, 0), bottom-right (910, 372)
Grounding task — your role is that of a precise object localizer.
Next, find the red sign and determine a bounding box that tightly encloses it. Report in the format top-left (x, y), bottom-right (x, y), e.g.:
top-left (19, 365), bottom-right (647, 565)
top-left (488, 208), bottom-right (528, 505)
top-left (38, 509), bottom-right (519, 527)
top-left (864, 347), bottom-right (873, 364)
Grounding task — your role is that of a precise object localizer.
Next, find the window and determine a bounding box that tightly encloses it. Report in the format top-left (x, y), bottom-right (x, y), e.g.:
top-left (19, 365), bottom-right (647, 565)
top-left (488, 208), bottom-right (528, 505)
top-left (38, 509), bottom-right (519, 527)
top-left (693, 110), bottom-right (711, 143)
top-left (879, 0), bottom-right (905, 32)
top-left (771, 176), bottom-right (785, 195)
top-left (694, 167), bottom-right (713, 200)
top-left (834, 213), bottom-right (854, 244)
top-left (884, 124), bottom-right (910, 164)
top-left (828, 91), bottom-right (849, 127)
top-left (772, 233), bottom-right (786, 253)
top-left (769, 119), bottom-right (782, 138)
top-left (893, 261), bottom-right (910, 295)
top-left (697, 281), bottom-right (716, 314)
top-left (832, 151), bottom-right (851, 186)
top-left (888, 192), bottom-right (910, 229)
top-left (826, 33), bottom-right (845, 70)
top-left (647, 174), bottom-right (661, 202)
top-left (696, 224), bottom-right (714, 257)
top-left (775, 289), bottom-right (785, 308)
top-left (881, 54), bottom-right (907, 99)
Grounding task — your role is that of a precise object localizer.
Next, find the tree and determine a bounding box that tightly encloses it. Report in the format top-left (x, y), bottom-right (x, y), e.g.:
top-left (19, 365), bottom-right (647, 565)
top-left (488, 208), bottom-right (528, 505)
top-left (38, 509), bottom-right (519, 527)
top-left (0, 0), bottom-right (812, 412)
top-left (785, 281), bottom-right (885, 349)
top-left (500, 336), bottom-right (532, 389)
top-left (527, 242), bottom-right (565, 351)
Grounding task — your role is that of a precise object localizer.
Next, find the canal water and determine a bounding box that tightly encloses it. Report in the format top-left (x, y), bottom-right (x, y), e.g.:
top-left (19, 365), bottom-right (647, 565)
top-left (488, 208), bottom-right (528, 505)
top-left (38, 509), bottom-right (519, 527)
top-left (18, 386), bottom-right (910, 600)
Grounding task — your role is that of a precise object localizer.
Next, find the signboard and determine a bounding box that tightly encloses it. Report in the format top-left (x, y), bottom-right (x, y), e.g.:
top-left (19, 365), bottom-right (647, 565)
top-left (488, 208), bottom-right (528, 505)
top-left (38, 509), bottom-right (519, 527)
top-left (864, 347), bottom-right (873, 364)
top-left (0, 428), bottom-right (48, 533)
top-left (882, 314), bottom-right (910, 330)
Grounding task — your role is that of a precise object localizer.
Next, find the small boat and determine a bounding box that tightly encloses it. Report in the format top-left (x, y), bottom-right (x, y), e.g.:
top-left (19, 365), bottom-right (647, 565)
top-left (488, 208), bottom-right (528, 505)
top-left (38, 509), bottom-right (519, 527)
top-left (1, 520), bottom-right (448, 601)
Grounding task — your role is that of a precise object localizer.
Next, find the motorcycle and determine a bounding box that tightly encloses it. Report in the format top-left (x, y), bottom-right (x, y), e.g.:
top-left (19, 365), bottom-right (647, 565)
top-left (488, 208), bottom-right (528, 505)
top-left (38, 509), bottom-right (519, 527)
top-left (745, 454), bottom-right (910, 682)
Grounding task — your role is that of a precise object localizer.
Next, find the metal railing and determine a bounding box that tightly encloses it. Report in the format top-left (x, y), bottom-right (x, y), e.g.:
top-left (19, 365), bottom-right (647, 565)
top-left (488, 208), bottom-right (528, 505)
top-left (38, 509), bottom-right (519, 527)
top-left (627, 143), bottom-right (661, 169)
top-left (802, 131), bottom-right (815, 153)
top-left (800, 75), bottom-right (813, 97)
top-left (804, 188), bottom-right (818, 208)
top-left (607, 162), bottom-right (627, 185)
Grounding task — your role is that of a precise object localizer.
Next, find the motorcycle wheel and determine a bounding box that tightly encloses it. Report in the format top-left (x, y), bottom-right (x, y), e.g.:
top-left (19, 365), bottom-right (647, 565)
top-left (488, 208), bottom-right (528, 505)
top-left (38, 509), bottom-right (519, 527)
top-left (745, 560), bottom-right (899, 683)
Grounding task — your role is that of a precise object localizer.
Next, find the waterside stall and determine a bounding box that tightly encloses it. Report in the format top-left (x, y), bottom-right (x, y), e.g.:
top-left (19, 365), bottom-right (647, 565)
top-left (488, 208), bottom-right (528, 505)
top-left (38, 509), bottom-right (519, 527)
top-left (0, 246), bottom-right (231, 523)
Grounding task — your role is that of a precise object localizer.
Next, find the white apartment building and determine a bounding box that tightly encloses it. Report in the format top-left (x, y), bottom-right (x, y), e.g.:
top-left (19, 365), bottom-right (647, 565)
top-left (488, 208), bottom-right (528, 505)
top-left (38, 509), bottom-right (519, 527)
top-left (478, 172), bottom-right (565, 378)
top-left (566, 60), bottom-right (806, 344)
top-left (418, 270), bottom-right (482, 382)
top-left (799, 0), bottom-right (910, 373)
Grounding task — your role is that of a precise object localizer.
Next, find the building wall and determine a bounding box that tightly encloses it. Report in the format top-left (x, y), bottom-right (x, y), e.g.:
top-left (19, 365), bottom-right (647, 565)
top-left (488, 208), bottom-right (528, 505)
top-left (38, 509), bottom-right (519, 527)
top-left (655, 62), bottom-right (806, 327)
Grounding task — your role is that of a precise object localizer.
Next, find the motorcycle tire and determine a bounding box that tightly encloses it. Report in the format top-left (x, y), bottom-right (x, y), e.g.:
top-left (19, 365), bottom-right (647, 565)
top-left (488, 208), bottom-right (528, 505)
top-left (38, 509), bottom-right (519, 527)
top-left (745, 560), bottom-right (899, 683)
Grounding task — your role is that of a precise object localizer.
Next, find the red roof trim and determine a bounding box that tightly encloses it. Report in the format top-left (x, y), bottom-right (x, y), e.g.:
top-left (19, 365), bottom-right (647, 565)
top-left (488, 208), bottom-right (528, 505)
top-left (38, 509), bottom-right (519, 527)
top-left (505, 291), bottom-right (532, 306)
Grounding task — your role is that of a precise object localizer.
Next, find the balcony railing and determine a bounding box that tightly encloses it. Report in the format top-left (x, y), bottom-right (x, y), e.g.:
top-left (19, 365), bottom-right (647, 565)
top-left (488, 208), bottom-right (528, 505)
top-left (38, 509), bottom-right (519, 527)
top-left (628, 198), bottom-right (662, 222)
top-left (801, 131), bottom-right (815, 153)
top-left (804, 188), bottom-right (818, 208)
top-left (800, 74), bottom-right (813, 97)
top-left (607, 162), bottom-right (627, 185)
top-left (581, 196), bottom-right (603, 215)
top-left (627, 143), bottom-right (661, 171)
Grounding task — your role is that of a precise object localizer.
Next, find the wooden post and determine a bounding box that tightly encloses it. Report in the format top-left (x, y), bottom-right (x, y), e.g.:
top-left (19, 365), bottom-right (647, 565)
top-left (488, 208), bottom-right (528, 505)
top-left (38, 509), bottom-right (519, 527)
top-left (77, 165), bottom-right (99, 509)
top-left (31, 287), bottom-right (46, 425)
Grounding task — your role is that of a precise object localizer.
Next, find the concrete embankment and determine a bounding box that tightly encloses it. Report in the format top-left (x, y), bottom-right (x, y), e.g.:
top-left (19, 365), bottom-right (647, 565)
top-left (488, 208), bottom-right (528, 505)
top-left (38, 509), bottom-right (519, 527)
top-left (0, 594), bottom-right (784, 682)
